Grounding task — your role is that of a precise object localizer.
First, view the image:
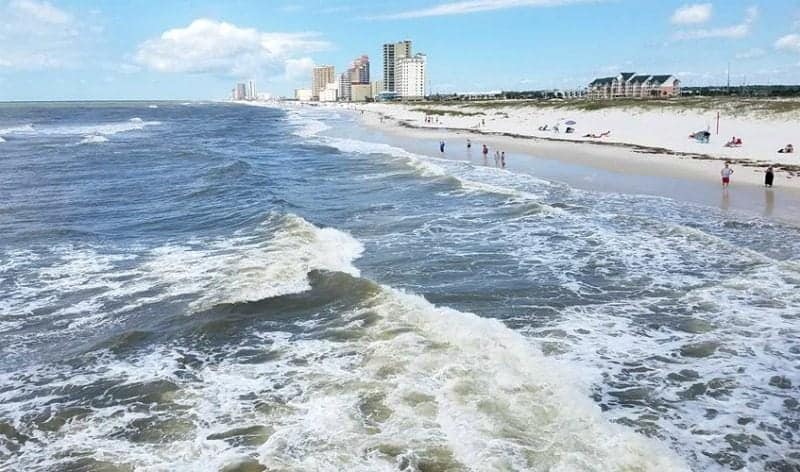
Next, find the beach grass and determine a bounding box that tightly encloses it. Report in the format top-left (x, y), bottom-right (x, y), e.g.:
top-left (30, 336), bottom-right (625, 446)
top-left (410, 97), bottom-right (800, 117)
top-left (409, 107), bottom-right (485, 117)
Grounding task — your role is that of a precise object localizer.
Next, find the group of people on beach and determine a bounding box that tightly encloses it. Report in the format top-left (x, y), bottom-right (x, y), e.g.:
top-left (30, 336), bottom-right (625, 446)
top-left (721, 162), bottom-right (775, 189)
top-left (442, 138), bottom-right (505, 168)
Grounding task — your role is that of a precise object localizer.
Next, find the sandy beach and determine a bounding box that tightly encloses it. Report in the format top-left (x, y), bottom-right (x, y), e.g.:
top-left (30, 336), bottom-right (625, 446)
top-left (345, 101), bottom-right (800, 191)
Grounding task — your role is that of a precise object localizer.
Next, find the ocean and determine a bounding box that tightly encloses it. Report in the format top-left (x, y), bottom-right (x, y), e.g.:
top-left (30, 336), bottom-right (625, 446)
top-left (0, 102), bottom-right (797, 471)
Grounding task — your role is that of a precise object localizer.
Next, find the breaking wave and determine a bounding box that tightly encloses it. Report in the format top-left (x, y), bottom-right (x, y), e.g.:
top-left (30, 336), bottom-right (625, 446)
top-left (0, 214), bottom-right (687, 471)
top-left (0, 117), bottom-right (160, 139)
top-left (80, 134), bottom-right (109, 145)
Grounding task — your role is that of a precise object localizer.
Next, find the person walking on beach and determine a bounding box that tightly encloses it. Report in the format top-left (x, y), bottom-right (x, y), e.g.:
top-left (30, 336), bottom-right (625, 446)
top-left (501, 152), bottom-right (506, 168)
top-left (439, 140), bottom-right (446, 153)
top-left (482, 144), bottom-right (488, 158)
top-left (721, 162), bottom-right (734, 189)
top-left (765, 166), bottom-right (775, 188)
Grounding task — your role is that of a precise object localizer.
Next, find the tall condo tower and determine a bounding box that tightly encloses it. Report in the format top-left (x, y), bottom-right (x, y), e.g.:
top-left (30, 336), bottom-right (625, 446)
top-left (382, 40), bottom-right (411, 92)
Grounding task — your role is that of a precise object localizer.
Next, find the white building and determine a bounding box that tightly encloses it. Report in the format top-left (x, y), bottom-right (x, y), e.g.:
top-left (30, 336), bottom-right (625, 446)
top-left (396, 53), bottom-right (426, 99)
top-left (319, 82), bottom-right (339, 102)
top-left (247, 80), bottom-right (257, 100)
top-left (294, 89), bottom-right (313, 101)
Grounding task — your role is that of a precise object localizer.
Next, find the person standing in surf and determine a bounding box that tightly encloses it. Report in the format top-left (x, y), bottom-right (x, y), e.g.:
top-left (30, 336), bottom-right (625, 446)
top-left (501, 151), bottom-right (506, 168)
top-left (721, 163), bottom-right (734, 189)
top-left (467, 138), bottom-right (471, 149)
top-left (765, 166), bottom-right (775, 188)
top-left (439, 140), bottom-right (446, 153)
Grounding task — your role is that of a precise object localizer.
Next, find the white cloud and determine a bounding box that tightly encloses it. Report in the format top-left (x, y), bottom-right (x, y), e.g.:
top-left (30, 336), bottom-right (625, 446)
top-left (10, 0), bottom-right (71, 24)
top-left (735, 47), bottom-right (765, 59)
top-left (673, 6), bottom-right (758, 40)
top-left (372, 0), bottom-right (601, 20)
top-left (135, 19), bottom-right (330, 78)
top-left (0, 0), bottom-right (87, 69)
top-left (284, 57), bottom-right (315, 80)
top-left (671, 3), bottom-right (712, 25)
top-left (775, 34), bottom-right (800, 53)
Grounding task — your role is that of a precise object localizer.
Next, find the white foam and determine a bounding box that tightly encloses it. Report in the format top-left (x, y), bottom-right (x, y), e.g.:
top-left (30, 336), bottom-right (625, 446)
top-left (0, 123), bottom-right (35, 134)
top-left (286, 112), bottom-right (330, 138)
top-left (0, 118), bottom-right (160, 138)
top-left (252, 287), bottom-right (688, 471)
top-left (0, 282), bottom-right (688, 471)
top-left (79, 134), bottom-right (109, 144)
top-left (148, 105), bottom-right (158, 109)
top-left (0, 137), bottom-right (5, 143)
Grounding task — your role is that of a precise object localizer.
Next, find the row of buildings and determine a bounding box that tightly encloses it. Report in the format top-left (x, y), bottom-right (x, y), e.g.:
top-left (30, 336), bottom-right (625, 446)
top-left (295, 39), bottom-right (427, 103)
top-left (232, 80), bottom-right (257, 101)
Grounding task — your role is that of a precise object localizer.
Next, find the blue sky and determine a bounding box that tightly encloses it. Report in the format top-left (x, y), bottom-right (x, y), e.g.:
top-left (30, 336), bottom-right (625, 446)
top-left (1, 0), bottom-right (799, 100)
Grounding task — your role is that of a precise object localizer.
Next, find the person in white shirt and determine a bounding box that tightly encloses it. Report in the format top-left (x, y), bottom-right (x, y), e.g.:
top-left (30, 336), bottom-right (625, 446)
top-left (721, 163), bottom-right (734, 188)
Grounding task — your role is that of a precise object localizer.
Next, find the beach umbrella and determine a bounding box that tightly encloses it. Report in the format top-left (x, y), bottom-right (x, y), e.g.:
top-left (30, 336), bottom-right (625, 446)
top-left (565, 120), bottom-right (577, 125)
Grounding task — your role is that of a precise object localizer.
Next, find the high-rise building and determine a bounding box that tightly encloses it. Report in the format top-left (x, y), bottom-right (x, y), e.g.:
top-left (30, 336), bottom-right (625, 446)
top-left (397, 53), bottom-right (426, 99)
top-left (234, 83), bottom-right (247, 100)
top-left (338, 72), bottom-right (352, 102)
top-left (312, 65), bottom-right (335, 100)
top-left (350, 55), bottom-right (370, 85)
top-left (382, 40), bottom-right (411, 92)
top-left (247, 80), bottom-right (257, 100)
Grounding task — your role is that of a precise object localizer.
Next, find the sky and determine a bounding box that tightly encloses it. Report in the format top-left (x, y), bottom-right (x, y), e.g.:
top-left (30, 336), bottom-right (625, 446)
top-left (1, 0), bottom-right (799, 101)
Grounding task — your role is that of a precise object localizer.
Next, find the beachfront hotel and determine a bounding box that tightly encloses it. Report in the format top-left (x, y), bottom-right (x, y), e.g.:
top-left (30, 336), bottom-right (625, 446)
top-left (396, 53), bottom-right (427, 100)
top-left (588, 73), bottom-right (681, 99)
top-left (382, 40), bottom-right (412, 93)
top-left (312, 65), bottom-right (336, 100)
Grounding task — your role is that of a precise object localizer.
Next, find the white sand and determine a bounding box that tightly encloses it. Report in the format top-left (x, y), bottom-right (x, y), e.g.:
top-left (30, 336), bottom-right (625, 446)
top-left (341, 101), bottom-right (800, 191)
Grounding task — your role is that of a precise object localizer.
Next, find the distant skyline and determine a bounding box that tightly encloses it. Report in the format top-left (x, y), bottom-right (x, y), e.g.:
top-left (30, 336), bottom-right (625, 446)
top-left (1, 0), bottom-right (800, 101)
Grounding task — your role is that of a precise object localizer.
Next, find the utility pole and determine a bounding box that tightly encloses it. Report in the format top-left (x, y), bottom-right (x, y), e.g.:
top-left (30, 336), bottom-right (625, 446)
top-left (726, 62), bottom-right (731, 94)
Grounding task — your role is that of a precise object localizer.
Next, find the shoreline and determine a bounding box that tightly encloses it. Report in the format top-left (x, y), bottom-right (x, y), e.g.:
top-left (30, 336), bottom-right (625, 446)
top-left (360, 106), bottom-right (800, 191)
top-left (327, 99), bottom-right (799, 191)
top-left (339, 103), bottom-right (800, 225)
top-left (247, 100), bottom-right (800, 224)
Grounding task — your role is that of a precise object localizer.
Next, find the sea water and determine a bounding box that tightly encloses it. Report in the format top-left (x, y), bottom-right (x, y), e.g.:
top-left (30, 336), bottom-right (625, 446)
top-left (0, 102), bottom-right (797, 471)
